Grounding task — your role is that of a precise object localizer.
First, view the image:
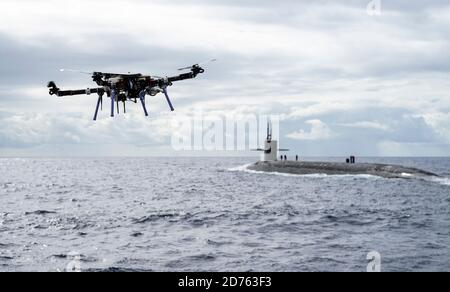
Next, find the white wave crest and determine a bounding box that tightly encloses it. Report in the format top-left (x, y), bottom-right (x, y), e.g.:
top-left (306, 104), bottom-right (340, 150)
top-left (429, 177), bottom-right (450, 186)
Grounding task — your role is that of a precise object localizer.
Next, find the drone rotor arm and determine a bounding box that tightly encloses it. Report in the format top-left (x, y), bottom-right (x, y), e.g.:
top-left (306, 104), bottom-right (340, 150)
top-left (167, 66), bottom-right (205, 83)
top-left (47, 81), bottom-right (106, 97)
top-left (51, 88), bottom-right (105, 97)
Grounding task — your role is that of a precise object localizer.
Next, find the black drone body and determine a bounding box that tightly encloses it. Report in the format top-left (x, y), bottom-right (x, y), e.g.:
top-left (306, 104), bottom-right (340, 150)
top-left (47, 64), bottom-right (207, 120)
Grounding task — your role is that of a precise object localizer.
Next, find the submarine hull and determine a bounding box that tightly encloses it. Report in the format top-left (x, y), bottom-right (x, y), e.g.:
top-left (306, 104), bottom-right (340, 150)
top-left (247, 161), bottom-right (438, 179)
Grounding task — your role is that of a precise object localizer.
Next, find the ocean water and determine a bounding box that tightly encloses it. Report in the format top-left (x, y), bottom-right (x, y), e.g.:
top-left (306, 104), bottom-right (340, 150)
top-left (0, 157), bottom-right (449, 272)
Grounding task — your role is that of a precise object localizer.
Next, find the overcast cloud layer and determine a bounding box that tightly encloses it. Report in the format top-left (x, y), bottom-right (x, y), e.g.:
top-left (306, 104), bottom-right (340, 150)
top-left (1, 0), bottom-right (450, 156)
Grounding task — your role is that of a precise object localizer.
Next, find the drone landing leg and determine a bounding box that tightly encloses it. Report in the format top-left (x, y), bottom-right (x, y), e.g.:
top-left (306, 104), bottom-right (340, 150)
top-left (111, 89), bottom-right (116, 117)
top-left (139, 90), bottom-right (149, 117)
top-left (117, 99), bottom-right (119, 114)
top-left (163, 88), bottom-right (175, 112)
top-left (123, 102), bottom-right (126, 114)
top-left (93, 95), bottom-right (102, 121)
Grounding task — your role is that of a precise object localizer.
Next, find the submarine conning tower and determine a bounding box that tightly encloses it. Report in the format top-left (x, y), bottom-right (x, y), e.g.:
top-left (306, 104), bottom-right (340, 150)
top-left (263, 122), bottom-right (278, 161)
top-left (255, 122), bottom-right (288, 161)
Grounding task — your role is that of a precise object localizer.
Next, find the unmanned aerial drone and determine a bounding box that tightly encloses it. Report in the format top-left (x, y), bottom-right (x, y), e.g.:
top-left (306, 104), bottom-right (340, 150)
top-left (47, 60), bottom-right (215, 120)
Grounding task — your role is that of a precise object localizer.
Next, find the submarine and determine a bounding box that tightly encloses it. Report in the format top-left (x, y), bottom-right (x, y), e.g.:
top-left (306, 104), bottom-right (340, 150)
top-left (248, 123), bottom-right (438, 179)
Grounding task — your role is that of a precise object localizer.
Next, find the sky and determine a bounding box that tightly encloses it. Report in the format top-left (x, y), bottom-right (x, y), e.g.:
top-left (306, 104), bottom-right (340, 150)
top-left (0, 0), bottom-right (450, 157)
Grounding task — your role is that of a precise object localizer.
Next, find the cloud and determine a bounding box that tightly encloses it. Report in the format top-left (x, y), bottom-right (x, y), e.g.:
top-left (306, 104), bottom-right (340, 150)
top-left (0, 111), bottom-right (173, 149)
top-left (338, 121), bottom-right (391, 131)
top-left (420, 112), bottom-right (450, 143)
top-left (287, 119), bottom-right (335, 141)
top-left (0, 0), bottom-right (450, 156)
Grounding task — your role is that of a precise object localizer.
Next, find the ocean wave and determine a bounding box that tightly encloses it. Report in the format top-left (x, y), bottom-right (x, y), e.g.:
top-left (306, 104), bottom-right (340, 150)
top-left (429, 177), bottom-right (450, 186)
top-left (206, 239), bottom-right (232, 247)
top-left (186, 253), bottom-right (217, 261)
top-left (1, 157), bottom-right (450, 272)
top-left (50, 253), bottom-right (98, 263)
top-left (227, 163), bottom-right (254, 172)
top-left (132, 211), bottom-right (191, 224)
top-left (320, 214), bottom-right (377, 226)
top-left (24, 210), bottom-right (57, 216)
top-left (1, 183), bottom-right (13, 189)
top-left (0, 243), bottom-right (14, 249)
top-left (412, 176), bottom-right (450, 186)
top-left (84, 267), bottom-right (153, 272)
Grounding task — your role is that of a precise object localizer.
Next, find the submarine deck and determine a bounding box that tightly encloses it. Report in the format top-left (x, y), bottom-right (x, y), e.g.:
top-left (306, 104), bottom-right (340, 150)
top-left (247, 161), bottom-right (438, 179)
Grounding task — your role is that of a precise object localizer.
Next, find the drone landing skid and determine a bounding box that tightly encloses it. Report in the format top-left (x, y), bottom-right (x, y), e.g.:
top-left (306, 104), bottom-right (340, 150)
top-left (93, 94), bottom-right (103, 121)
top-left (163, 88), bottom-right (175, 112)
top-left (111, 89), bottom-right (116, 118)
top-left (139, 90), bottom-right (149, 117)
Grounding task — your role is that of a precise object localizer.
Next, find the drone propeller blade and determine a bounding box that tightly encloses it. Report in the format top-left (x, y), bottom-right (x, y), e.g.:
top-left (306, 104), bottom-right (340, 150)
top-left (199, 58), bottom-right (217, 66)
top-left (59, 68), bottom-right (93, 75)
top-left (177, 66), bottom-right (193, 71)
top-left (177, 59), bottom-right (217, 71)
